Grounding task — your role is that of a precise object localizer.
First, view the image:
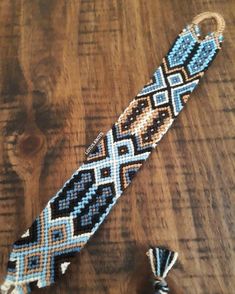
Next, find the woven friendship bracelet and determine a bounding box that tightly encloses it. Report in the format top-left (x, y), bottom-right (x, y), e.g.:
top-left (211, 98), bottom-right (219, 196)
top-left (1, 12), bottom-right (225, 294)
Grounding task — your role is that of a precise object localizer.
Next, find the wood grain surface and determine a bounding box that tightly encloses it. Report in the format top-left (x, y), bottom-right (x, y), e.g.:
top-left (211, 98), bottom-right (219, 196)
top-left (0, 1), bottom-right (234, 293)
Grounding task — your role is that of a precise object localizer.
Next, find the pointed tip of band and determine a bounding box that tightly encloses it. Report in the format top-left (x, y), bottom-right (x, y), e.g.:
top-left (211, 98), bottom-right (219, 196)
top-left (1, 280), bottom-right (11, 293)
top-left (1, 281), bottom-right (29, 294)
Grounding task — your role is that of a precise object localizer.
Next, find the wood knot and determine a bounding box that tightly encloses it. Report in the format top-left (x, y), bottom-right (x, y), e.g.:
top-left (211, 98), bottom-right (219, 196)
top-left (17, 133), bottom-right (45, 157)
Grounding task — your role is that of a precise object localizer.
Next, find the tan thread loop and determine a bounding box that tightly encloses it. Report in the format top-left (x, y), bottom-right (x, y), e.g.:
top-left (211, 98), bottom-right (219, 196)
top-left (192, 12), bottom-right (225, 35)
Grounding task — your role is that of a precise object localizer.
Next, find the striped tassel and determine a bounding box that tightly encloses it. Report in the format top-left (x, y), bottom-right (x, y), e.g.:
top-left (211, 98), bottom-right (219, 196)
top-left (147, 247), bottom-right (178, 294)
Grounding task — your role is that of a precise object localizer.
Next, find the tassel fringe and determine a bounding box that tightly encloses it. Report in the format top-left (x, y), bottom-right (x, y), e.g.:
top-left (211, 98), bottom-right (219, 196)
top-left (147, 247), bottom-right (178, 294)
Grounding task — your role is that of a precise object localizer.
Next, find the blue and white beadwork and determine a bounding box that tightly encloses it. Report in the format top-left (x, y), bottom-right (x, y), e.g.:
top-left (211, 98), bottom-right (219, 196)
top-left (1, 21), bottom-right (223, 294)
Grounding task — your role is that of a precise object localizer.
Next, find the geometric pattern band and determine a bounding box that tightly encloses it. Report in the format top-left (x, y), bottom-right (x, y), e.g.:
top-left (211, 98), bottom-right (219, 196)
top-left (1, 22), bottom-right (223, 294)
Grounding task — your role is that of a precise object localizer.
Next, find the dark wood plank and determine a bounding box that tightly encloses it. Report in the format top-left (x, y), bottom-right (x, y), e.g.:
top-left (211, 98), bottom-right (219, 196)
top-left (0, 1), bottom-right (234, 293)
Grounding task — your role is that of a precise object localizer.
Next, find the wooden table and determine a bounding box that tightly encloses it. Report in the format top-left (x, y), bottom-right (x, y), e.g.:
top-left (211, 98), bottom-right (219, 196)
top-left (0, 1), bottom-right (234, 293)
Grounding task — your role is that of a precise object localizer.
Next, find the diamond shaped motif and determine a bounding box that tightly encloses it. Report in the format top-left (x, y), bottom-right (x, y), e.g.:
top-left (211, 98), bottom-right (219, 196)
top-left (167, 73), bottom-right (183, 86)
top-left (100, 167), bottom-right (111, 178)
top-left (25, 254), bottom-right (42, 274)
top-left (52, 229), bottom-right (63, 242)
top-left (28, 256), bottom-right (40, 270)
top-left (118, 145), bottom-right (129, 156)
top-left (152, 90), bottom-right (169, 106)
top-left (49, 225), bottom-right (67, 245)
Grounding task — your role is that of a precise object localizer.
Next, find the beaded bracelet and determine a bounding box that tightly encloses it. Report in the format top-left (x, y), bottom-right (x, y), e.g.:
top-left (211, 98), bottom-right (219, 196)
top-left (1, 12), bottom-right (225, 294)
